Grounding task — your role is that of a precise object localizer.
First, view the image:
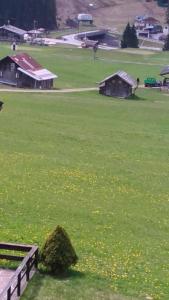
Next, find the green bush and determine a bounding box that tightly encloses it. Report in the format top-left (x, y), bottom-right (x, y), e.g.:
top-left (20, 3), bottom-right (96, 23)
top-left (41, 226), bottom-right (78, 274)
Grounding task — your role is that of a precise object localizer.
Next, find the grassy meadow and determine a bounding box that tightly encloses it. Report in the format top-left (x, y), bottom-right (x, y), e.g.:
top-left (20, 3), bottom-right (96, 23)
top-left (0, 44), bottom-right (169, 300)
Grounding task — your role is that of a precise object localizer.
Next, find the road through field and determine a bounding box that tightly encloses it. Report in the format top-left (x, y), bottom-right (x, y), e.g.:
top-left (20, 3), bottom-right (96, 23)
top-left (0, 87), bottom-right (99, 93)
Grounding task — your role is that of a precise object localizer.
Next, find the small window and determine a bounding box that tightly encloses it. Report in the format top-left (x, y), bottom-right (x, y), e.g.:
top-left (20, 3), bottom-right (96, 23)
top-left (0, 71), bottom-right (3, 78)
top-left (16, 72), bottom-right (19, 79)
top-left (10, 63), bottom-right (15, 72)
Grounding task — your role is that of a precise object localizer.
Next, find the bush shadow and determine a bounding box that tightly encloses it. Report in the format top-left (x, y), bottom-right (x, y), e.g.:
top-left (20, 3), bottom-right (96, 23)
top-left (22, 271), bottom-right (44, 300)
top-left (39, 267), bottom-right (85, 281)
top-left (127, 94), bottom-right (145, 101)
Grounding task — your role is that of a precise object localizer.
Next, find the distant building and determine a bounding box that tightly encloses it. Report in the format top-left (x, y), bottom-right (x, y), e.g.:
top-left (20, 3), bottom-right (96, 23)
top-left (0, 25), bottom-right (27, 41)
top-left (27, 29), bottom-right (43, 38)
top-left (143, 17), bottom-right (160, 27)
top-left (77, 30), bottom-right (119, 48)
top-left (0, 53), bottom-right (57, 89)
top-left (137, 30), bottom-right (150, 38)
top-left (135, 16), bottom-right (161, 31)
top-left (77, 14), bottom-right (93, 25)
top-left (163, 25), bottom-right (169, 35)
top-left (81, 39), bottom-right (99, 48)
top-left (99, 71), bottom-right (137, 98)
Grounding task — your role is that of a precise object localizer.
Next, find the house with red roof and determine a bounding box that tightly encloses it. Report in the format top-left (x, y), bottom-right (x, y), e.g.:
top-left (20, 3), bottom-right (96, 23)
top-left (0, 53), bottom-right (57, 89)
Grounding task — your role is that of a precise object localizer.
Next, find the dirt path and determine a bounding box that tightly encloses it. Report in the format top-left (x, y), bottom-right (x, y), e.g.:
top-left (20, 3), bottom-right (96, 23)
top-left (0, 87), bottom-right (98, 93)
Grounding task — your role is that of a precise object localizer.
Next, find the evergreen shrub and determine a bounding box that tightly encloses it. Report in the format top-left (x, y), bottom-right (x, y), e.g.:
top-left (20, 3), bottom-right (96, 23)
top-left (41, 226), bottom-right (78, 274)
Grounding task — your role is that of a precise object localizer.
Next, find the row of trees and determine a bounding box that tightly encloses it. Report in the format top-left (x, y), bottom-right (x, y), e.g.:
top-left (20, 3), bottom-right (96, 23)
top-left (0, 0), bottom-right (57, 30)
top-left (157, 0), bottom-right (168, 7)
top-left (121, 23), bottom-right (139, 48)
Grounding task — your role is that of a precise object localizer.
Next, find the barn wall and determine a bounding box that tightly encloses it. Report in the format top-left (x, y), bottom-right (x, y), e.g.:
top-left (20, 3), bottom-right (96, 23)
top-left (0, 57), bottom-right (54, 89)
top-left (0, 58), bottom-right (18, 85)
top-left (99, 77), bottom-right (132, 98)
top-left (0, 29), bottom-right (23, 41)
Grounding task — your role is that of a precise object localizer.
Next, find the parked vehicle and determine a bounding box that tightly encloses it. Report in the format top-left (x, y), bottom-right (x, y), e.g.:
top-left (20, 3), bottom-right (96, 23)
top-left (144, 77), bottom-right (161, 87)
top-left (81, 39), bottom-right (99, 48)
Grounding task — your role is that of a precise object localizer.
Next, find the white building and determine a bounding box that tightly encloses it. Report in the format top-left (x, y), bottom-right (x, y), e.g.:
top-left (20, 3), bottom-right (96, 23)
top-left (77, 14), bottom-right (93, 25)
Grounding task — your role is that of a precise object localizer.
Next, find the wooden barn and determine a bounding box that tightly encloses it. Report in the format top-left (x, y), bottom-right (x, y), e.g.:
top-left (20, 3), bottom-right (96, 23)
top-left (0, 25), bottom-right (27, 42)
top-left (99, 71), bottom-right (137, 98)
top-left (0, 53), bottom-right (57, 89)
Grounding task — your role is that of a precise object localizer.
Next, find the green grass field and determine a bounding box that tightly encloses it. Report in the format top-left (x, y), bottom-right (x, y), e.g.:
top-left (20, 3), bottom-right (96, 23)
top-left (1, 44), bottom-right (169, 300)
top-left (0, 42), bottom-right (167, 89)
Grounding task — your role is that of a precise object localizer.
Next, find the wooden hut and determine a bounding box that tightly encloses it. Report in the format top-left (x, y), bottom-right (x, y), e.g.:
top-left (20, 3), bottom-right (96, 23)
top-left (99, 71), bottom-right (137, 98)
top-left (0, 25), bottom-right (27, 42)
top-left (0, 53), bottom-right (57, 89)
top-left (160, 65), bottom-right (169, 77)
top-left (160, 65), bottom-right (169, 86)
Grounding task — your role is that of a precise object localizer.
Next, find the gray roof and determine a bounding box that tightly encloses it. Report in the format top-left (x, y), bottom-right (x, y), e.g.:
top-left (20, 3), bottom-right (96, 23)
top-left (0, 25), bottom-right (27, 36)
top-left (18, 67), bottom-right (57, 81)
top-left (99, 70), bottom-right (137, 88)
top-left (160, 66), bottom-right (169, 76)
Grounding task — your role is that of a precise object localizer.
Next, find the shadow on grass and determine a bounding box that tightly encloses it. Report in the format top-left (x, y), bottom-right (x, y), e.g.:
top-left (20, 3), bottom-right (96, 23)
top-left (23, 268), bottom-right (85, 299)
top-left (22, 272), bottom-right (44, 300)
top-left (127, 94), bottom-right (145, 101)
top-left (39, 267), bottom-right (85, 281)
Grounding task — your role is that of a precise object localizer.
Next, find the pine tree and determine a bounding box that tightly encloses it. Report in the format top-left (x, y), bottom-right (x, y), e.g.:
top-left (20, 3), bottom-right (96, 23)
top-left (130, 25), bottom-right (139, 48)
top-left (166, 0), bottom-right (169, 25)
top-left (121, 23), bottom-right (131, 48)
top-left (0, 0), bottom-right (57, 29)
top-left (121, 23), bottom-right (139, 48)
top-left (163, 34), bottom-right (169, 50)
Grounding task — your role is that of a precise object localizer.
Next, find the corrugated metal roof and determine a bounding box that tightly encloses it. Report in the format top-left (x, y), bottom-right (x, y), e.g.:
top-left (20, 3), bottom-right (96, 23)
top-left (28, 30), bottom-right (42, 34)
top-left (78, 14), bottom-right (93, 21)
top-left (17, 67), bottom-right (57, 81)
top-left (1, 53), bottom-right (57, 81)
top-left (9, 53), bottom-right (42, 71)
top-left (0, 25), bottom-right (27, 36)
top-left (99, 71), bottom-right (137, 88)
top-left (143, 17), bottom-right (159, 24)
top-left (160, 66), bottom-right (169, 76)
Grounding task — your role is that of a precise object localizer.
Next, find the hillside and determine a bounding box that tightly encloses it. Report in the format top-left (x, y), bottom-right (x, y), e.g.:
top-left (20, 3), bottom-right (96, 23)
top-left (57, 0), bottom-right (165, 31)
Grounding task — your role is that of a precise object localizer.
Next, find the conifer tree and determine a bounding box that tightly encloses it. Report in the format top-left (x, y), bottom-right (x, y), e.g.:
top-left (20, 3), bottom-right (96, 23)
top-left (166, 0), bottom-right (169, 25)
top-left (163, 34), bottom-right (169, 51)
top-left (0, 0), bottom-right (57, 29)
top-left (121, 23), bottom-right (131, 48)
top-left (164, 1), bottom-right (169, 51)
top-left (130, 25), bottom-right (139, 48)
top-left (121, 23), bottom-right (139, 48)
top-left (41, 226), bottom-right (78, 274)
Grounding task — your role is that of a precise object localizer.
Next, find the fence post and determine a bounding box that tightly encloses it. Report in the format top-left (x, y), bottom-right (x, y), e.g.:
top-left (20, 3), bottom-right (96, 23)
top-left (26, 259), bottom-right (30, 281)
top-left (35, 249), bottom-right (38, 269)
top-left (7, 287), bottom-right (11, 300)
top-left (17, 273), bottom-right (21, 296)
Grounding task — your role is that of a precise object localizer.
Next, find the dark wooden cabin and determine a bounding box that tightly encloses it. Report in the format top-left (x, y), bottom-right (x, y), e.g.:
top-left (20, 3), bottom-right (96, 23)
top-left (0, 53), bottom-right (57, 89)
top-left (0, 25), bottom-right (27, 42)
top-left (99, 71), bottom-right (137, 98)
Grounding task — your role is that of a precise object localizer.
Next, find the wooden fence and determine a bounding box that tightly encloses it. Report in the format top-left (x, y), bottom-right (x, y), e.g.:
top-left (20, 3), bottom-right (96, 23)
top-left (0, 242), bottom-right (38, 300)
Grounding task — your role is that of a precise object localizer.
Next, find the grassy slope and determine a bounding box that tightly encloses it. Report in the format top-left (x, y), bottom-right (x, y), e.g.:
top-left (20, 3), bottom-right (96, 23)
top-left (0, 45), bottom-right (169, 299)
top-left (0, 43), bottom-right (168, 89)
